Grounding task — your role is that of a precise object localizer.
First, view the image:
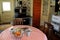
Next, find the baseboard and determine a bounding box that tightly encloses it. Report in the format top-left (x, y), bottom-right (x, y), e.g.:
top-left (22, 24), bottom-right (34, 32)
top-left (0, 22), bottom-right (10, 25)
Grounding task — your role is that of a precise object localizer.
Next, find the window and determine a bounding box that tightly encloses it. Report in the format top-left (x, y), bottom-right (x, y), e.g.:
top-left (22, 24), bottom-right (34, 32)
top-left (2, 2), bottom-right (11, 11)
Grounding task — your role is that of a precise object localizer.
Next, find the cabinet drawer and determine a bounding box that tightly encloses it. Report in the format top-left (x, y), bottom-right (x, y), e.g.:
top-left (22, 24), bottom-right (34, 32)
top-left (52, 15), bottom-right (60, 23)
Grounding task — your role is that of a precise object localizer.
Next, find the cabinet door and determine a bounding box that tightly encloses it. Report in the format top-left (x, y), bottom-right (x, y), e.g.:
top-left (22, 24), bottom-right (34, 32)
top-left (0, 0), bottom-right (14, 24)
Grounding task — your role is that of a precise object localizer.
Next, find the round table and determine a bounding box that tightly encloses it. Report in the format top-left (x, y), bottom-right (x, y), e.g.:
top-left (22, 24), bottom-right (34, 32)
top-left (0, 25), bottom-right (47, 40)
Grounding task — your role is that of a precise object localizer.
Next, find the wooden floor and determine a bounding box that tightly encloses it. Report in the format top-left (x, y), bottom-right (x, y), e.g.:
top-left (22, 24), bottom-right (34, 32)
top-left (50, 34), bottom-right (60, 40)
top-left (40, 26), bottom-right (60, 40)
top-left (0, 24), bottom-right (11, 30)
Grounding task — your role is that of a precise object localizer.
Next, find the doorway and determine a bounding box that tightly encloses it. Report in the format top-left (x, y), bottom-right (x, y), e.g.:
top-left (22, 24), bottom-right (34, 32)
top-left (0, 0), bottom-right (14, 24)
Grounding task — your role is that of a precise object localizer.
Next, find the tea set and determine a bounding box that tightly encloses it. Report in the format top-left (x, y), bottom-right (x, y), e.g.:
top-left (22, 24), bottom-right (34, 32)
top-left (10, 27), bottom-right (32, 37)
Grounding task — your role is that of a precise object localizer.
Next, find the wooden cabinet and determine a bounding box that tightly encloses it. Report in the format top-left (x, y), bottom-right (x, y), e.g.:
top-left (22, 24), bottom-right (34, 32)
top-left (51, 15), bottom-right (60, 37)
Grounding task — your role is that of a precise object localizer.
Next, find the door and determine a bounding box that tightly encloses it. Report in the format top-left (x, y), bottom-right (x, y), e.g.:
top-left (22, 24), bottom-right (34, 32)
top-left (33, 0), bottom-right (41, 28)
top-left (0, 0), bottom-right (1, 23)
top-left (0, 0), bottom-right (14, 24)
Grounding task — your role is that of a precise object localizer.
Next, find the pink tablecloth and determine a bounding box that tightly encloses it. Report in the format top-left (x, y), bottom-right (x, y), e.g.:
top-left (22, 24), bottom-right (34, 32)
top-left (0, 25), bottom-right (47, 40)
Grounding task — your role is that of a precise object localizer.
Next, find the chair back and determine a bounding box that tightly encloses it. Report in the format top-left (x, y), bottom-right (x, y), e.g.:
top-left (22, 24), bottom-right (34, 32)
top-left (13, 18), bottom-right (23, 25)
top-left (44, 22), bottom-right (54, 35)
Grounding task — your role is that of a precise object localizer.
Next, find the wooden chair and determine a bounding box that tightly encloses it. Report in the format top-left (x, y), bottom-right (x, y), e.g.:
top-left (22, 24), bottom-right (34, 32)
top-left (12, 18), bottom-right (24, 26)
top-left (44, 22), bottom-right (54, 40)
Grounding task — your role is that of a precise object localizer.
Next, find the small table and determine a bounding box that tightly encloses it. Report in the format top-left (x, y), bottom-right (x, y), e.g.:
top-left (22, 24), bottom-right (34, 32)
top-left (0, 25), bottom-right (47, 40)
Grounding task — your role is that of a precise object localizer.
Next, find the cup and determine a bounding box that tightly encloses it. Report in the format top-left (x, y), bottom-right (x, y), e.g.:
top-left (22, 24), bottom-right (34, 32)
top-left (26, 31), bottom-right (31, 36)
top-left (25, 28), bottom-right (32, 36)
